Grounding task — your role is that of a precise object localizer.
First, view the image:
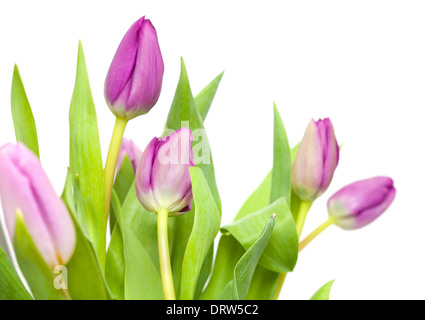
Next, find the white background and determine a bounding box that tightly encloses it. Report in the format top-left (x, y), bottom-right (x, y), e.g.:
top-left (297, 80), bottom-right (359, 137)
top-left (0, 1), bottom-right (423, 300)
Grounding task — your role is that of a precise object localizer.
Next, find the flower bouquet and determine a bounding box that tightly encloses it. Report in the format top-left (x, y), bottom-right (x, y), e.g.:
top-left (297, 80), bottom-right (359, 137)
top-left (0, 16), bottom-right (395, 301)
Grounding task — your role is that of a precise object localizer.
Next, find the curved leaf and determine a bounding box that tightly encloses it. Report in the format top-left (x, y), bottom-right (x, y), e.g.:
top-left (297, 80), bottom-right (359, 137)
top-left (218, 216), bottom-right (275, 300)
top-left (180, 167), bottom-right (221, 300)
top-left (0, 246), bottom-right (32, 300)
top-left (222, 198), bottom-right (298, 273)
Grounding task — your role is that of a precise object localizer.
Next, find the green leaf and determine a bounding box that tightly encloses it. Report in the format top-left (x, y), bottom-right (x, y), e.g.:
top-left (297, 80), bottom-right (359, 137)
top-left (69, 41), bottom-right (105, 267)
top-left (311, 280), bottom-right (335, 300)
top-left (234, 171), bottom-right (272, 221)
top-left (218, 216), bottom-right (275, 300)
top-left (110, 155), bottom-right (135, 232)
top-left (180, 167), bottom-right (221, 300)
top-left (105, 221), bottom-right (125, 300)
top-left (106, 188), bottom-right (163, 300)
top-left (246, 266), bottom-right (280, 300)
top-left (120, 184), bottom-right (162, 270)
top-left (221, 197), bottom-right (298, 273)
top-left (0, 246), bottom-right (32, 300)
top-left (66, 213), bottom-right (111, 300)
top-left (200, 235), bottom-right (245, 300)
top-left (124, 228), bottom-right (163, 300)
top-left (232, 216), bottom-right (275, 300)
top-left (194, 72), bottom-right (224, 122)
top-left (170, 209), bottom-right (194, 299)
top-left (13, 213), bottom-right (67, 300)
top-left (11, 64), bottom-right (39, 158)
top-left (193, 243), bottom-right (214, 300)
top-left (165, 58), bottom-right (221, 213)
top-left (62, 171), bottom-right (112, 300)
top-left (270, 103), bottom-right (291, 204)
top-left (234, 145), bottom-right (299, 222)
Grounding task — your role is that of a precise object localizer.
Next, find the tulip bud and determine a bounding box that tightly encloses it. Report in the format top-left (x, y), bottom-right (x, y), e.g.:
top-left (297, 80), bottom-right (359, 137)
top-left (0, 143), bottom-right (76, 267)
top-left (292, 118), bottom-right (339, 201)
top-left (117, 138), bottom-right (142, 173)
top-left (105, 16), bottom-right (164, 120)
top-left (327, 177), bottom-right (396, 230)
top-left (135, 128), bottom-right (195, 216)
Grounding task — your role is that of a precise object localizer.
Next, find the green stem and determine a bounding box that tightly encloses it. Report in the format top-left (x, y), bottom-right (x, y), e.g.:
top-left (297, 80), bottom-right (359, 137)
top-left (295, 200), bottom-right (313, 237)
top-left (104, 116), bottom-right (127, 222)
top-left (273, 200), bottom-right (312, 300)
top-left (157, 208), bottom-right (176, 300)
top-left (299, 217), bottom-right (335, 252)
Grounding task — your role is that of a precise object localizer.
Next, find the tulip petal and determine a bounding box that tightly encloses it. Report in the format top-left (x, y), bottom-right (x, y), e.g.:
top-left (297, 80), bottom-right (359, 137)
top-left (0, 143), bottom-right (75, 266)
top-left (105, 17), bottom-right (145, 107)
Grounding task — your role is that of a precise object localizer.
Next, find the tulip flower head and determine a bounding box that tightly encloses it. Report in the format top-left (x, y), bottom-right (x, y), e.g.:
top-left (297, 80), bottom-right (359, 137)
top-left (135, 128), bottom-right (195, 216)
top-left (292, 118), bottom-right (339, 202)
top-left (105, 16), bottom-right (164, 120)
top-left (117, 138), bottom-right (143, 173)
top-left (0, 143), bottom-right (76, 268)
top-left (327, 177), bottom-right (396, 230)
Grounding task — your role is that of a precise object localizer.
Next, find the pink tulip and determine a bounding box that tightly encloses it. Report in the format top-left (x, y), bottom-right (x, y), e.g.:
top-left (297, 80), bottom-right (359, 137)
top-left (328, 177), bottom-right (396, 230)
top-left (0, 143), bottom-right (76, 267)
top-left (292, 118), bottom-right (339, 201)
top-left (105, 16), bottom-right (164, 120)
top-left (117, 138), bottom-right (142, 173)
top-left (135, 128), bottom-right (195, 216)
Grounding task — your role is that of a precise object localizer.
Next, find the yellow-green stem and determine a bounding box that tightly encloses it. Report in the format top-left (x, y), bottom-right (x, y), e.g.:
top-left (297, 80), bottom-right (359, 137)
top-left (295, 200), bottom-right (313, 237)
top-left (273, 200), bottom-right (312, 300)
top-left (157, 208), bottom-right (176, 300)
top-left (104, 116), bottom-right (127, 222)
top-left (299, 217), bottom-right (335, 252)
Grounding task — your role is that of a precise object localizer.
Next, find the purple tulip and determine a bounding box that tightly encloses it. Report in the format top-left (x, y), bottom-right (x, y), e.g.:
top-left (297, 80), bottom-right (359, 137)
top-left (292, 118), bottom-right (339, 201)
top-left (117, 138), bottom-right (142, 173)
top-left (327, 177), bottom-right (396, 230)
top-left (105, 16), bottom-right (164, 120)
top-left (0, 143), bottom-right (76, 268)
top-left (135, 128), bottom-right (195, 216)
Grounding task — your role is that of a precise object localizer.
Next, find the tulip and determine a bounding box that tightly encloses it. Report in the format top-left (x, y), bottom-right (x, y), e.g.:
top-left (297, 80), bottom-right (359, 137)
top-left (103, 16), bottom-right (164, 221)
top-left (327, 176), bottom-right (396, 230)
top-left (0, 143), bottom-right (76, 268)
top-left (117, 138), bottom-right (142, 173)
top-left (135, 128), bottom-right (195, 216)
top-left (292, 118), bottom-right (339, 202)
top-left (105, 16), bottom-right (164, 120)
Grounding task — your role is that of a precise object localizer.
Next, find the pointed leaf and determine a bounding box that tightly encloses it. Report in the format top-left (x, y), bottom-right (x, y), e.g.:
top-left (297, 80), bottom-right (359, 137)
top-left (194, 72), bottom-right (224, 121)
top-left (165, 58), bottom-right (221, 213)
top-left (311, 280), bottom-right (335, 300)
top-left (11, 65), bottom-right (39, 158)
top-left (69, 41), bottom-right (105, 267)
top-left (270, 103), bottom-right (291, 204)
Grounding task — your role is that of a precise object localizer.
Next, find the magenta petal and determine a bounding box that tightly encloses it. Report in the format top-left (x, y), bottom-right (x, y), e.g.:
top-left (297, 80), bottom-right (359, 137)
top-left (327, 177), bottom-right (396, 230)
top-left (104, 17), bottom-right (164, 120)
top-left (135, 128), bottom-right (194, 215)
top-left (135, 137), bottom-right (159, 213)
top-left (105, 17), bottom-right (145, 106)
top-left (292, 118), bottom-right (339, 201)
